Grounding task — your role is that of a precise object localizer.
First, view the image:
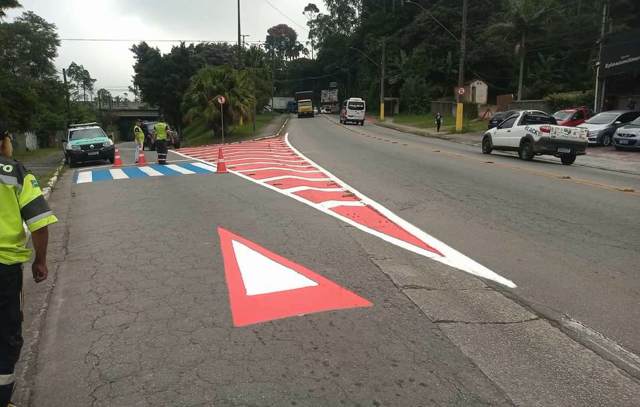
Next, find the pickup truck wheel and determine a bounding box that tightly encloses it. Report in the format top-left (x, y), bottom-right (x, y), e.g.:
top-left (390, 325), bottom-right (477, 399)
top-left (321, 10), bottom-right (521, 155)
top-left (602, 134), bottom-right (612, 147)
top-left (560, 153), bottom-right (576, 165)
top-left (518, 140), bottom-right (534, 161)
top-left (482, 136), bottom-right (493, 154)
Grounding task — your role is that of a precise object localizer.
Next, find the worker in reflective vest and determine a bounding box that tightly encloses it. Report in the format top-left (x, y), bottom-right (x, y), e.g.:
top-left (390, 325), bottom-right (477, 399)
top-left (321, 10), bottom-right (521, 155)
top-left (154, 119), bottom-right (169, 165)
top-left (0, 124), bottom-right (57, 407)
top-left (133, 119), bottom-right (145, 164)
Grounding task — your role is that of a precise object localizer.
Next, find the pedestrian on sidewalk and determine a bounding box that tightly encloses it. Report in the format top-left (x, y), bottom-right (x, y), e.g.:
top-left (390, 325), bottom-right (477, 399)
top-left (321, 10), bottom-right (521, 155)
top-left (435, 112), bottom-right (443, 132)
top-left (133, 119), bottom-right (145, 164)
top-left (154, 118), bottom-right (169, 165)
top-left (0, 124), bottom-right (57, 407)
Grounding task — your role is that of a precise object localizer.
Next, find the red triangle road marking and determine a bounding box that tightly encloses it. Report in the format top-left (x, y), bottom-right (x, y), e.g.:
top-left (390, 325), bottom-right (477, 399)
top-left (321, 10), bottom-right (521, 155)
top-left (218, 227), bottom-right (372, 327)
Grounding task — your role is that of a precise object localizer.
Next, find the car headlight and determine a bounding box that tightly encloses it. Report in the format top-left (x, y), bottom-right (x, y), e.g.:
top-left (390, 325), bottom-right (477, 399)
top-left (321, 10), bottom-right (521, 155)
top-left (71, 144), bottom-right (81, 151)
top-left (104, 139), bottom-right (114, 147)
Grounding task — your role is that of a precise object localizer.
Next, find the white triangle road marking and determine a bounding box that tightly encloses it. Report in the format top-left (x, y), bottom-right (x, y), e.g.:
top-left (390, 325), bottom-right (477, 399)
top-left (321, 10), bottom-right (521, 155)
top-left (76, 171), bottom-right (93, 184)
top-left (109, 169), bottom-right (129, 180)
top-left (232, 240), bottom-right (318, 296)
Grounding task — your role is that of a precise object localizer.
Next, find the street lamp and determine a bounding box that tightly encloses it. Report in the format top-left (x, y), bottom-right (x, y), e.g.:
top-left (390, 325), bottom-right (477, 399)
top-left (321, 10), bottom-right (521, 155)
top-left (349, 43), bottom-right (386, 121)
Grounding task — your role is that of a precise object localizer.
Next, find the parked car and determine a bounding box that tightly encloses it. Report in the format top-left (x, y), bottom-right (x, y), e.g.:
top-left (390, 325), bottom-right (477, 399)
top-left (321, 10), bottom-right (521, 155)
top-left (481, 110), bottom-right (588, 165)
top-left (340, 98), bottom-right (366, 126)
top-left (552, 107), bottom-right (593, 127)
top-left (63, 122), bottom-right (115, 167)
top-left (577, 110), bottom-right (640, 146)
top-left (142, 121), bottom-right (181, 150)
top-left (488, 110), bottom-right (517, 129)
top-left (613, 115), bottom-right (640, 150)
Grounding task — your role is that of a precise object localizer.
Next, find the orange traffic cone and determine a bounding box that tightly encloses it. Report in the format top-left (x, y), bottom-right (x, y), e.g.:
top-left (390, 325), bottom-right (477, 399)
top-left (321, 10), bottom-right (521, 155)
top-left (217, 148), bottom-right (228, 174)
top-left (113, 147), bottom-right (123, 167)
top-left (137, 149), bottom-right (147, 166)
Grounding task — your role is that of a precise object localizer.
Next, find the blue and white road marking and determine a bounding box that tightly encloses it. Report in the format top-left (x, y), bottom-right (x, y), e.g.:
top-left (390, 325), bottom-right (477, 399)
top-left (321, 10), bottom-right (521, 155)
top-left (75, 162), bottom-right (217, 184)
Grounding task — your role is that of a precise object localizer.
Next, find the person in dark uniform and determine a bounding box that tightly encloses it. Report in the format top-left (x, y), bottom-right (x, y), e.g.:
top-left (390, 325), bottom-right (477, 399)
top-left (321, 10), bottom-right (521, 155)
top-left (0, 124), bottom-right (57, 407)
top-left (435, 112), bottom-right (443, 132)
top-left (153, 118), bottom-right (169, 165)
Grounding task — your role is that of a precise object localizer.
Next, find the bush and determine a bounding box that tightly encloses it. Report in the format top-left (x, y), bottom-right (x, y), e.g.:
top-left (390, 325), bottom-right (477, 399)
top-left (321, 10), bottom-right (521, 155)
top-left (544, 91), bottom-right (594, 112)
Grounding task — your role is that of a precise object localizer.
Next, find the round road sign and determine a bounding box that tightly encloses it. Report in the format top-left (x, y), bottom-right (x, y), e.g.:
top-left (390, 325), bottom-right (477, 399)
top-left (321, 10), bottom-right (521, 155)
top-left (217, 95), bottom-right (226, 105)
top-left (457, 87), bottom-right (466, 96)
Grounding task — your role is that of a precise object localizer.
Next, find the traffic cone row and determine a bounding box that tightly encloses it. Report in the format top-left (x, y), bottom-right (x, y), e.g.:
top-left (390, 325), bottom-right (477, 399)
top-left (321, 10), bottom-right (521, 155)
top-left (217, 148), bottom-right (228, 174)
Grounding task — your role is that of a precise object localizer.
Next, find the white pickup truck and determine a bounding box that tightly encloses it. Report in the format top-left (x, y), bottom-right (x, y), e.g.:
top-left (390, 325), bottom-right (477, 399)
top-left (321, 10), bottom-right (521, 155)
top-left (481, 110), bottom-right (588, 165)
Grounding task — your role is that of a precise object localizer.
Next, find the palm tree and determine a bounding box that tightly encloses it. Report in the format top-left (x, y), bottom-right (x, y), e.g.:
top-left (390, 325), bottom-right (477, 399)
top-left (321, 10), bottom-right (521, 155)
top-left (183, 66), bottom-right (256, 137)
top-left (488, 0), bottom-right (552, 100)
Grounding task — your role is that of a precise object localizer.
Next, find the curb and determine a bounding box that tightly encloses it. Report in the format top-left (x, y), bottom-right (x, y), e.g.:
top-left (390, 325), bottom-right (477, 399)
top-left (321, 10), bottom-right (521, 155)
top-left (42, 158), bottom-right (66, 201)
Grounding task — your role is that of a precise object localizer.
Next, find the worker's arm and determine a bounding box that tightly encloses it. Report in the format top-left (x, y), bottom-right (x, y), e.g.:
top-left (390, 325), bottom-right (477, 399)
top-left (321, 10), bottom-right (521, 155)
top-left (16, 168), bottom-right (58, 283)
top-left (31, 227), bottom-right (49, 283)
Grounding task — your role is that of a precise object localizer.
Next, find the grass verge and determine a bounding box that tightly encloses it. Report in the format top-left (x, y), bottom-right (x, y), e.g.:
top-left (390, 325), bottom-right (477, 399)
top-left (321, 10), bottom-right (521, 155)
top-left (393, 114), bottom-right (487, 134)
top-left (183, 113), bottom-right (282, 147)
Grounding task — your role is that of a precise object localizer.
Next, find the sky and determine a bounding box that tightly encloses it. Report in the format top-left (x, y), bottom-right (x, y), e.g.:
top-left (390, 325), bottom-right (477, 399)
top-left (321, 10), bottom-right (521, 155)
top-left (7, 0), bottom-right (325, 96)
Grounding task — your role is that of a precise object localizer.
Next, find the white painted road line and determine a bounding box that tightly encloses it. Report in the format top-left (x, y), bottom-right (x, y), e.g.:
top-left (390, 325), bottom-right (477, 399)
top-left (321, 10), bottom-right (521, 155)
top-left (190, 162), bottom-right (217, 172)
top-left (138, 166), bottom-right (164, 177)
top-left (166, 164), bottom-right (195, 175)
top-left (236, 167), bottom-right (322, 174)
top-left (109, 169), bottom-right (129, 180)
top-left (230, 161), bottom-right (312, 168)
top-left (76, 171), bottom-right (92, 184)
top-left (258, 175), bottom-right (332, 183)
top-left (284, 133), bottom-right (517, 288)
top-left (283, 186), bottom-right (346, 194)
top-left (318, 201), bottom-right (366, 209)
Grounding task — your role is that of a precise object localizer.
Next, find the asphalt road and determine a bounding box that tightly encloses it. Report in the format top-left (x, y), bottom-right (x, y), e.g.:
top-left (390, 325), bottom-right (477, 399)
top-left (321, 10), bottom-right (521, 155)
top-left (291, 115), bottom-right (640, 355)
top-left (16, 127), bottom-right (640, 406)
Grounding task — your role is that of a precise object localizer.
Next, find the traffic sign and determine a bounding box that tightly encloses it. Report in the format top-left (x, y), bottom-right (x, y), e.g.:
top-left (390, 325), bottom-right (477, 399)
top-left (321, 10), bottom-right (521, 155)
top-left (218, 227), bottom-right (372, 327)
top-left (217, 95), bottom-right (226, 105)
top-left (457, 87), bottom-right (466, 96)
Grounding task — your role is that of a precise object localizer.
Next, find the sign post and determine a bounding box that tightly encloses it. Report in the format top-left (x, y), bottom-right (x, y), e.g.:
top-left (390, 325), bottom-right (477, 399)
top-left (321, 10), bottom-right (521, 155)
top-left (456, 87), bottom-right (465, 132)
top-left (217, 95), bottom-right (227, 144)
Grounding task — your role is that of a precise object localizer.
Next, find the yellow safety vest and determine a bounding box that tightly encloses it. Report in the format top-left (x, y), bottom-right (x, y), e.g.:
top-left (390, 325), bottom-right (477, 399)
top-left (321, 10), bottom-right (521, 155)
top-left (0, 157), bottom-right (58, 265)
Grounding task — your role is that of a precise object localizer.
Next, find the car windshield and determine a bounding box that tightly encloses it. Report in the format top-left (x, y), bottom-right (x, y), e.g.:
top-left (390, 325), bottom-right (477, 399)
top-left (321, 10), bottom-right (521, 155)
top-left (585, 113), bottom-right (618, 124)
top-left (348, 102), bottom-right (365, 110)
top-left (630, 117), bottom-right (640, 125)
top-left (69, 128), bottom-right (107, 140)
top-left (553, 111), bottom-right (573, 121)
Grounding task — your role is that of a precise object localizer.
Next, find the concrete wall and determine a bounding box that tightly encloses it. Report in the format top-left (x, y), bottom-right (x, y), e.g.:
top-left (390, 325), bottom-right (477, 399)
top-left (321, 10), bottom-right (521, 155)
top-left (508, 99), bottom-right (551, 113)
top-left (13, 132), bottom-right (38, 152)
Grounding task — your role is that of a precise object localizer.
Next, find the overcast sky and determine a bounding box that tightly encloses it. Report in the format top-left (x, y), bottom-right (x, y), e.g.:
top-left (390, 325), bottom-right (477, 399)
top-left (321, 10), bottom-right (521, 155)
top-left (7, 0), bottom-right (325, 96)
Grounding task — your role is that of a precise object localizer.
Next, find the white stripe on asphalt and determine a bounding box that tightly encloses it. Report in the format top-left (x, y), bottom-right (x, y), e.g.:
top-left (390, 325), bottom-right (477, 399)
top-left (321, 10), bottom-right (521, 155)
top-left (166, 164), bottom-right (195, 175)
top-left (236, 167), bottom-right (322, 174)
top-left (138, 166), bottom-right (164, 177)
top-left (230, 161), bottom-right (312, 168)
top-left (190, 162), bottom-right (217, 172)
top-left (258, 175), bottom-right (332, 183)
top-left (109, 169), bottom-right (129, 180)
top-left (318, 201), bottom-right (366, 209)
top-left (283, 186), bottom-right (346, 193)
top-left (76, 172), bottom-right (92, 184)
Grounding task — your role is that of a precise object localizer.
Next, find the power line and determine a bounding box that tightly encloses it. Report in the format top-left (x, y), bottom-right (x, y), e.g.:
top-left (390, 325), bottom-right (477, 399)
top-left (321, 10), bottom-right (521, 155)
top-left (60, 38), bottom-right (264, 44)
top-left (263, 0), bottom-right (308, 32)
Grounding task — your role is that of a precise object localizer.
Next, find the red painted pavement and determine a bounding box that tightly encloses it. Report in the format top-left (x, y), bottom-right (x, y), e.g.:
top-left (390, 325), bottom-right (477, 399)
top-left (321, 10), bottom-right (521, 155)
top-left (218, 227), bottom-right (372, 327)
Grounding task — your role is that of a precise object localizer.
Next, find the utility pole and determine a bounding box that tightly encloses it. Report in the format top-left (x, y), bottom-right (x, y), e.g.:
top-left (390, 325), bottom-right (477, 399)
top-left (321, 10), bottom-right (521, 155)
top-left (455, 0), bottom-right (468, 132)
top-left (237, 0), bottom-right (242, 48)
top-left (380, 38), bottom-right (386, 121)
top-left (62, 68), bottom-right (71, 127)
top-left (594, 0), bottom-right (609, 112)
top-left (241, 34), bottom-right (250, 49)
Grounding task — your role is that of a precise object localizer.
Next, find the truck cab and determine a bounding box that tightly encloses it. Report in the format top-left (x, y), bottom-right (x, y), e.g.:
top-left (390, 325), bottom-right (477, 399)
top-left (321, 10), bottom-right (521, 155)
top-left (63, 122), bottom-right (115, 167)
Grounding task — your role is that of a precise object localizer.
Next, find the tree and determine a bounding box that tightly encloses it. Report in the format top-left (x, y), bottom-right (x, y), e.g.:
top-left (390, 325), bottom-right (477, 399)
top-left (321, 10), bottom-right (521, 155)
top-left (96, 88), bottom-right (112, 109)
top-left (183, 66), bottom-right (256, 136)
top-left (0, 0), bottom-right (20, 18)
top-left (487, 0), bottom-right (553, 100)
top-left (67, 62), bottom-right (96, 102)
top-left (265, 24), bottom-right (305, 61)
top-left (303, 3), bottom-right (320, 58)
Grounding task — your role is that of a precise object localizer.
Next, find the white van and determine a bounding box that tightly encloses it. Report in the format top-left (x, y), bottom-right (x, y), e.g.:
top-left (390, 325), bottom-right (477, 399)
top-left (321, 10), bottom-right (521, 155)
top-left (340, 98), bottom-right (366, 126)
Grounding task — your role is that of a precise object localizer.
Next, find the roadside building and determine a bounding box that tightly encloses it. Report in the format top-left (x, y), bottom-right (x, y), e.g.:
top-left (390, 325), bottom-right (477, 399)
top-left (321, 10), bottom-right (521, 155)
top-left (597, 29), bottom-right (640, 111)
